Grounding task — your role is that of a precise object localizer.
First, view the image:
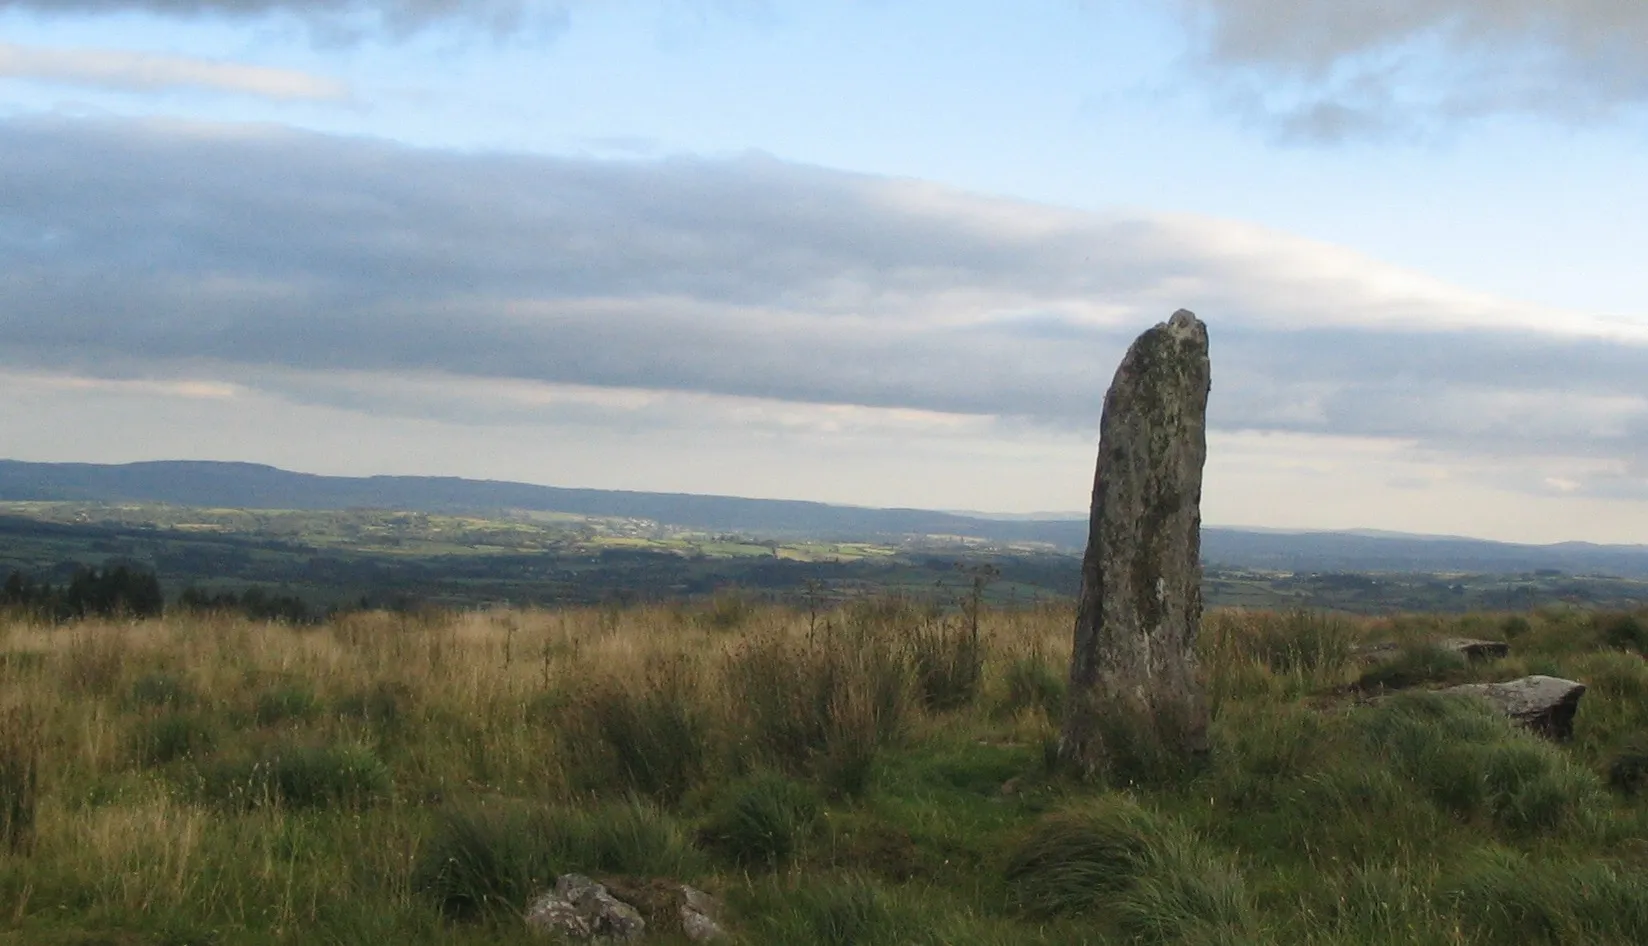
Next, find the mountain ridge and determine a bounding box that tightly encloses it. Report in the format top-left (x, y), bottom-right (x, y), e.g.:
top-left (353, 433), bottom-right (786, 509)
top-left (3, 459), bottom-right (1646, 576)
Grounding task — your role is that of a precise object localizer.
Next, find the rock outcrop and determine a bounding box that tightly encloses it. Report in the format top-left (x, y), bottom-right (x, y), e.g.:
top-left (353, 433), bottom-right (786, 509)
top-left (526, 875), bottom-right (725, 942)
top-left (1060, 309), bottom-right (1212, 779)
top-left (602, 878), bottom-right (726, 942)
top-left (1443, 675), bottom-right (1587, 740)
top-left (526, 874), bottom-right (645, 942)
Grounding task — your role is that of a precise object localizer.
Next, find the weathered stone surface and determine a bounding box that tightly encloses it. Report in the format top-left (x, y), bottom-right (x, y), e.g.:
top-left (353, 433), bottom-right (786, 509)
top-left (1441, 638), bottom-right (1511, 662)
top-left (678, 885), bottom-right (725, 942)
top-left (586, 877), bottom-right (726, 942)
top-left (526, 874), bottom-right (646, 942)
top-left (1060, 309), bottom-right (1212, 778)
top-left (1443, 675), bottom-right (1587, 740)
top-left (1355, 637), bottom-right (1510, 666)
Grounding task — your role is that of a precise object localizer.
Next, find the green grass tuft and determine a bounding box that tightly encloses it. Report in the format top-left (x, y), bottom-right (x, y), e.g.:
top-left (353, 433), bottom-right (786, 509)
top-left (0, 708), bottom-right (39, 854)
top-left (1003, 796), bottom-right (1254, 942)
top-left (254, 682), bottom-right (320, 726)
top-left (127, 671), bottom-right (195, 709)
top-left (199, 742), bottom-right (390, 810)
top-left (1444, 848), bottom-right (1648, 944)
top-left (412, 797), bottom-right (701, 920)
top-left (1355, 643), bottom-right (1468, 692)
top-left (133, 711), bottom-right (216, 766)
top-left (699, 771), bottom-right (822, 868)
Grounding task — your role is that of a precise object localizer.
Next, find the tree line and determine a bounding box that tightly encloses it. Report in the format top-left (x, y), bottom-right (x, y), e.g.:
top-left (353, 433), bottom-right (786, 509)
top-left (1, 565), bottom-right (313, 623)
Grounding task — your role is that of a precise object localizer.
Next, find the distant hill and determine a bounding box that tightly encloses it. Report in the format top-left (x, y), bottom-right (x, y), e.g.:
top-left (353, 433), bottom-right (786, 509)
top-left (3, 459), bottom-right (1647, 577)
top-left (1198, 529), bottom-right (1648, 579)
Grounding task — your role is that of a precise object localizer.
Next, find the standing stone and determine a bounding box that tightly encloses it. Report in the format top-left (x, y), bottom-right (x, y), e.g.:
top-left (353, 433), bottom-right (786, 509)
top-left (1059, 310), bottom-right (1211, 781)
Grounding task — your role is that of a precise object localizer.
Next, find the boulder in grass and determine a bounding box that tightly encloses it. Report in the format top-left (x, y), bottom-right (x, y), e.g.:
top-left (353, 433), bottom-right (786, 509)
top-left (1439, 638), bottom-right (1511, 662)
top-left (1355, 637), bottom-right (1509, 666)
top-left (1443, 675), bottom-right (1586, 740)
top-left (526, 874), bottom-right (645, 942)
top-left (601, 878), bottom-right (726, 942)
top-left (528, 875), bottom-right (726, 942)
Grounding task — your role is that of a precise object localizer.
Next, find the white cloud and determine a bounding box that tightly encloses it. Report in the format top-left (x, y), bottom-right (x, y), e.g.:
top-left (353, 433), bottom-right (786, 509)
top-left (0, 42), bottom-right (348, 100)
top-left (1, 115), bottom-right (1645, 514)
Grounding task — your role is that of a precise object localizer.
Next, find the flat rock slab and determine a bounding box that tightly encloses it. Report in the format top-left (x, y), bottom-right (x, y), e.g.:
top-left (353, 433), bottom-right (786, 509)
top-left (1441, 638), bottom-right (1511, 661)
top-left (1442, 675), bottom-right (1586, 740)
top-left (1355, 637), bottom-right (1510, 665)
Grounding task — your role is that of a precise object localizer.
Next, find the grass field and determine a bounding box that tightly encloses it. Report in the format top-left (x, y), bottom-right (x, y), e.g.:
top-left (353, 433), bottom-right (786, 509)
top-left (2, 599), bottom-right (1647, 944)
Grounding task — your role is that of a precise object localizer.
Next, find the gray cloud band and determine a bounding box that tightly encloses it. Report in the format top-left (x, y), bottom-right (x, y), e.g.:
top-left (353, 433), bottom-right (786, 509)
top-left (0, 0), bottom-right (563, 37)
top-left (1172, 0), bottom-right (1648, 139)
top-left (2, 117), bottom-right (1644, 464)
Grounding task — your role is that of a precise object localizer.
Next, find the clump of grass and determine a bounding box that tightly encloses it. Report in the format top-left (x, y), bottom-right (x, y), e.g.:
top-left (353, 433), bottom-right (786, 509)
top-left (1003, 797), bottom-right (1253, 944)
top-left (1514, 609), bottom-right (1604, 659)
top-left (1254, 609), bottom-right (1357, 678)
top-left (60, 626), bottom-right (128, 695)
top-left (568, 654), bottom-right (708, 802)
top-left (907, 615), bottom-right (986, 713)
top-left (1061, 690), bottom-right (1207, 789)
top-left (543, 798), bottom-right (703, 879)
top-left (1599, 611), bottom-right (1648, 655)
top-left (1304, 864), bottom-right (1454, 945)
top-left (1203, 609), bottom-right (1358, 699)
top-left (413, 802), bottom-right (556, 920)
top-left (0, 650), bottom-right (46, 675)
top-left (133, 711), bottom-right (216, 766)
top-left (255, 682), bottom-right (319, 726)
top-left (413, 798), bottom-right (701, 920)
top-left (1208, 702), bottom-right (1333, 813)
top-left (1355, 643), bottom-right (1468, 692)
top-left (1605, 736), bottom-right (1648, 797)
top-left (334, 680), bottom-right (411, 735)
top-left (771, 874), bottom-right (906, 946)
top-left (699, 771), bottom-right (822, 868)
top-left (1355, 692), bottom-right (1603, 834)
top-left (0, 707), bottom-right (40, 853)
top-left (698, 589), bottom-right (759, 631)
top-left (723, 622), bottom-right (908, 782)
top-left (819, 813), bottom-right (922, 882)
top-left (1444, 847), bottom-right (1648, 944)
top-left (998, 651), bottom-right (1065, 719)
top-left (200, 742), bottom-right (390, 810)
top-left (128, 670), bottom-right (195, 709)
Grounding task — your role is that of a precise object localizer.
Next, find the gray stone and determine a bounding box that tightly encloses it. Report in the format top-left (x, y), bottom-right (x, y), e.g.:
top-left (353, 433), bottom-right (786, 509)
top-left (1060, 309), bottom-right (1212, 778)
top-left (678, 885), bottom-right (725, 942)
top-left (1443, 675), bottom-right (1587, 740)
top-left (526, 874), bottom-right (646, 942)
top-left (1440, 638), bottom-right (1511, 661)
top-left (580, 877), bottom-right (726, 942)
top-left (1355, 637), bottom-right (1509, 666)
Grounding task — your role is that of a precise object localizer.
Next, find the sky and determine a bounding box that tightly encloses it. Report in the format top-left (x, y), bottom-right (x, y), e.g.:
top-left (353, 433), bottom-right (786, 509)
top-left (1, 1), bottom-right (1645, 544)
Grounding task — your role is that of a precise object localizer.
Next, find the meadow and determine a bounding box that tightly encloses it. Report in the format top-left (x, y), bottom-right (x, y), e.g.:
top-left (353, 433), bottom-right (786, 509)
top-left (2, 597), bottom-right (1647, 945)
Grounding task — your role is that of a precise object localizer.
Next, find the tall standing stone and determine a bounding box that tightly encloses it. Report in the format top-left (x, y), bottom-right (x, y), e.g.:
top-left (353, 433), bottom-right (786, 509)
top-left (1059, 309), bottom-right (1211, 781)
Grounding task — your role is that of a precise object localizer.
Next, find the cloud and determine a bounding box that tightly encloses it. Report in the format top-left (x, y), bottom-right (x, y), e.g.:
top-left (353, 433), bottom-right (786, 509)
top-left (1166, 0), bottom-right (1648, 138)
top-left (0, 42), bottom-right (348, 100)
top-left (0, 0), bottom-right (569, 40)
top-left (2, 115), bottom-right (1645, 502)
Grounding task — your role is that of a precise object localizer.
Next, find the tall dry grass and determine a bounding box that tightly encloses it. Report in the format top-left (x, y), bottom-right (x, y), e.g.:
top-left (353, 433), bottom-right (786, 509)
top-left (1, 600), bottom-right (1645, 945)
